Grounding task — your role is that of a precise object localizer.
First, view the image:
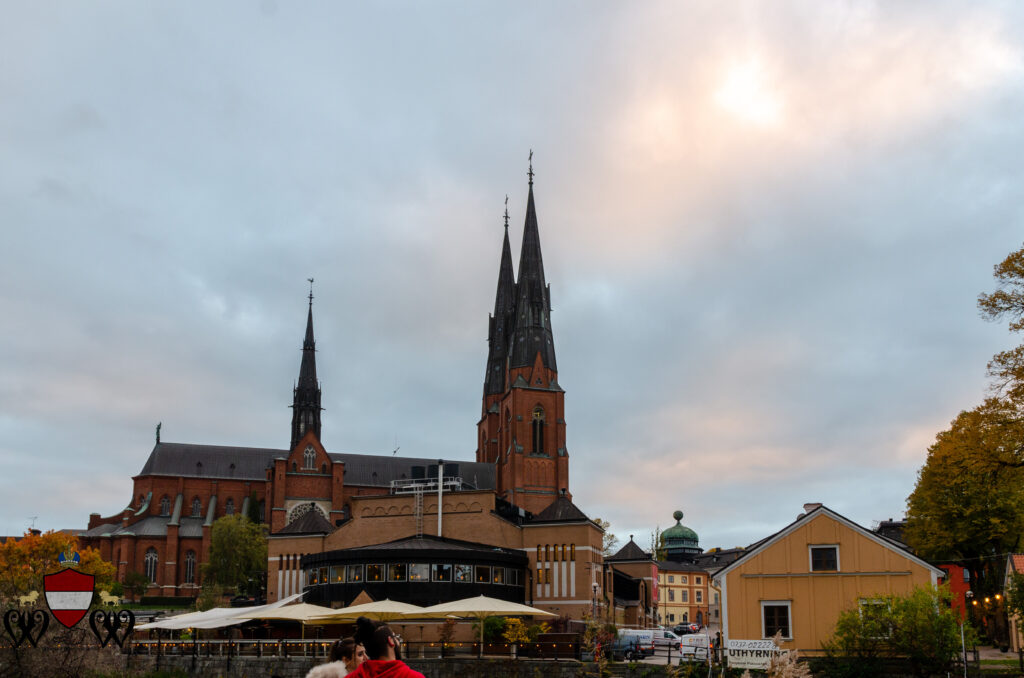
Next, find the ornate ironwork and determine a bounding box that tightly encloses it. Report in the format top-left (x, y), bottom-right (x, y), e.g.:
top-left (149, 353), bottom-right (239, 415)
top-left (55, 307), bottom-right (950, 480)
top-left (88, 609), bottom-right (135, 648)
top-left (3, 608), bottom-right (49, 648)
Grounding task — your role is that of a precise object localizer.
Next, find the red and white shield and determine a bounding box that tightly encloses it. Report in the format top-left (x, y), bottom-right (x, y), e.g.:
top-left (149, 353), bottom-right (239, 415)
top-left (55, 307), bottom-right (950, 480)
top-left (44, 568), bottom-right (95, 628)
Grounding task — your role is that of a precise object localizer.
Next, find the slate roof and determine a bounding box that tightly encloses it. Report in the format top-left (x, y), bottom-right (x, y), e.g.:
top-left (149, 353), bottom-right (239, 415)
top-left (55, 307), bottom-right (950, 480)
top-left (531, 495), bottom-right (590, 523)
top-left (606, 538), bottom-right (651, 562)
top-left (692, 547), bottom-right (745, 571)
top-left (656, 559), bottom-right (708, 573)
top-left (136, 442), bottom-right (496, 490)
top-left (277, 509), bottom-right (334, 535)
top-left (343, 535), bottom-right (523, 557)
top-left (81, 516), bottom-right (206, 539)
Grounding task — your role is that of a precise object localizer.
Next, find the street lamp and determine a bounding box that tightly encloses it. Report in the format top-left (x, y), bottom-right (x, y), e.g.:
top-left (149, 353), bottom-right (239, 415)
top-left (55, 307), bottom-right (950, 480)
top-left (962, 590), bottom-right (974, 678)
top-left (592, 580), bottom-right (599, 620)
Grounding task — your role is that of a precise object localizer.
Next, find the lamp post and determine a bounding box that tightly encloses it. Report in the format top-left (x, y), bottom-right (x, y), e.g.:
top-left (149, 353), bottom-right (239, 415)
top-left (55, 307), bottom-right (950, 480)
top-left (962, 590), bottom-right (973, 678)
top-left (592, 580), bottom-right (599, 620)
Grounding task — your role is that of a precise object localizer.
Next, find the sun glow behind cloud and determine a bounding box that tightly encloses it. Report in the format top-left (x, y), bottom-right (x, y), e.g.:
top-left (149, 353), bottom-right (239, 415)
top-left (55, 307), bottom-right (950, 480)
top-left (714, 58), bottom-right (784, 127)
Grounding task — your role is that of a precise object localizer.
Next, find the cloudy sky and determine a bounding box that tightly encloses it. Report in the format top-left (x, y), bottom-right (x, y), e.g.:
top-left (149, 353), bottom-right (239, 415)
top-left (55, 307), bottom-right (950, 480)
top-left (2, 2), bottom-right (1024, 549)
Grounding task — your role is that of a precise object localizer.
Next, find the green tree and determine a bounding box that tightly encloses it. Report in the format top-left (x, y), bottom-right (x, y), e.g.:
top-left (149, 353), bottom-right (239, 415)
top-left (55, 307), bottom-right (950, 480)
top-left (124, 571), bottom-right (149, 600)
top-left (200, 514), bottom-right (267, 596)
top-left (905, 401), bottom-right (1024, 595)
top-left (822, 586), bottom-right (971, 678)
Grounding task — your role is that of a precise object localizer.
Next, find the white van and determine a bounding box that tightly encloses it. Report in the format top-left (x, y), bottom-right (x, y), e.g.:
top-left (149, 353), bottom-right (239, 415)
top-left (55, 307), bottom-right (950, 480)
top-left (617, 628), bottom-right (656, 658)
top-left (679, 634), bottom-right (712, 662)
top-left (653, 628), bottom-right (683, 652)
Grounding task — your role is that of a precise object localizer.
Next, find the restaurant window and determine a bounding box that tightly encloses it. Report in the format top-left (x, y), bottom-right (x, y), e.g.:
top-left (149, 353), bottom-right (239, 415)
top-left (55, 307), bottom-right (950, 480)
top-left (475, 565), bottom-right (491, 583)
top-left (762, 601), bottom-right (792, 639)
top-left (347, 564), bottom-right (364, 583)
top-left (492, 567), bottom-right (505, 584)
top-left (809, 545), bottom-right (839, 572)
top-left (308, 569), bottom-right (319, 585)
top-left (319, 567), bottom-right (328, 584)
top-left (455, 564), bottom-right (473, 583)
top-left (388, 563), bottom-right (407, 582)
top-left (366, 564), bottom-right (384, 582)
top-left (432, 563), bottom-right (453, 582)
top-left (409, 563), bottom-right (429, 581)
top-left (331, 566), bottom-right (345, 583)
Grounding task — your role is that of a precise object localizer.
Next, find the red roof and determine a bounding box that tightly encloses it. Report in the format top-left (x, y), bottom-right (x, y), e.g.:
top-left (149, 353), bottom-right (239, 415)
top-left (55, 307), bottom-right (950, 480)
top-left (1010, 554), bottom-right (1024, 574)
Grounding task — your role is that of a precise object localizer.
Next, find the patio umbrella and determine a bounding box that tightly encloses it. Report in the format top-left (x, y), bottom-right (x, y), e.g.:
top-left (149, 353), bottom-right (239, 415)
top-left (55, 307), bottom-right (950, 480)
top-left (309, 599), bottom-right (425, 624)
top-left (403, 595), bottom-right (555, 655)
top-left (246, 602), bottom-right (337, 622)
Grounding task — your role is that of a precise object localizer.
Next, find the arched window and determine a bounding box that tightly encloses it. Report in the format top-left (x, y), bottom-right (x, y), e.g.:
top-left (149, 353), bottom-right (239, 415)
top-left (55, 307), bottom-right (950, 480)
top-left (532, 407), bottom-right (545, 455)
top-left (303, 446), bottom-right (316, 470)
top-left (287, 502), bottom-right (327, 526)
top-left (292, 462), bottom-right (297, 472)
top-left (159, 496), bottom-right (170, 516)
top-left (537, 544), bottom-right (542, 561)
top-left (570, 544), bottom-right (576, 561)
top-left (258, 499), bottom-right (265, 523)
top-left (184, 550), bottom-right (196, 584)
top-left (144, 548), bottom-right (158, 583)
top-left (225, 498), bottom-right (235, 515)
top-left (545, 544), bottom-right (550, 561)
top-left (138, 495), bottom-right (145, 507)
top-left (191, 497), bottom-right (201, 517)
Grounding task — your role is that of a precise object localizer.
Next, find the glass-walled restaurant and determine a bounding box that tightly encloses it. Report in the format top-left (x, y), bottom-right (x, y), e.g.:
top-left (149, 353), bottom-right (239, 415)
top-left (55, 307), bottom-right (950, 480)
top-left (300, 536), bottom-right (530, 608)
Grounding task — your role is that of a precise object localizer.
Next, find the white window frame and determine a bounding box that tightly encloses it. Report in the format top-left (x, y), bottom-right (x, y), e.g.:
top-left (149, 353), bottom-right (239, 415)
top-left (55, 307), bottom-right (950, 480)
top-left (808, 544), bottom-right (840, 572)
top-left (760, 600), bottom-right (792, 640)
top-left (681, 590), bottom-right (689, 603)
top-left (303, 445), bottom-right (316, 470)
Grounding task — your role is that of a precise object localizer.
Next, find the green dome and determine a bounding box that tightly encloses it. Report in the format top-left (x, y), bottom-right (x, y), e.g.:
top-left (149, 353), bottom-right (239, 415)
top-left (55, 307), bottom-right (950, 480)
top-left (663, 511), bottom-right (699, 543)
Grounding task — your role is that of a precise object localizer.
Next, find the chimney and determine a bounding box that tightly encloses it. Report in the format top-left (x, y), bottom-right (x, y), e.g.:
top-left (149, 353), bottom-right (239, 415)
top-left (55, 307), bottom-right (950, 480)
top-left (803, 503), bottom-right (823, 514)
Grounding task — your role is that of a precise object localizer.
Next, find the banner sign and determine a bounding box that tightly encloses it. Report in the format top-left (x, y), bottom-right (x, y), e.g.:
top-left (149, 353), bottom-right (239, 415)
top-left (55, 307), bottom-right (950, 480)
top-left (726, 638), bottom-right (783, 670)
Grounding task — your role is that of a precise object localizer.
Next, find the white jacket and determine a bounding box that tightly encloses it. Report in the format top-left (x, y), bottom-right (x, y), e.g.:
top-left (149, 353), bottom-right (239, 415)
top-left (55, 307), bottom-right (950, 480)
top-left (306, 660), bottom-right (349, 678)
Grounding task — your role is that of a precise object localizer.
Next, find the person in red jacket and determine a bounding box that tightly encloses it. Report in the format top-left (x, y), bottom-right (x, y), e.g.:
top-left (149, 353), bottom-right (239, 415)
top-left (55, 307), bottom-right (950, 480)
top-left (345, 616), bottom-right (425, 678)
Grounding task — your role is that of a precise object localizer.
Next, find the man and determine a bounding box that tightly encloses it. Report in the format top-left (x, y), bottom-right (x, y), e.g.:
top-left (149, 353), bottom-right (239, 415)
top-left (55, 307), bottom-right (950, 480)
top-left (345, 616), bottom-right (425, 678)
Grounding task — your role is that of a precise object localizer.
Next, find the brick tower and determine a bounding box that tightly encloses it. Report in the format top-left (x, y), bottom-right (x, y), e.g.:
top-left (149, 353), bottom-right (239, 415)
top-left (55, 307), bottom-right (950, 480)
top-left (477, 161), bottom-right (570, 514)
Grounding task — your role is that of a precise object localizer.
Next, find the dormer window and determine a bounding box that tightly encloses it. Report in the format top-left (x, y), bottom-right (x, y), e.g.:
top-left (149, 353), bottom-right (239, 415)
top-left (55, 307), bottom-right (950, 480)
top-left (303, 446), bottom-right (316, 470)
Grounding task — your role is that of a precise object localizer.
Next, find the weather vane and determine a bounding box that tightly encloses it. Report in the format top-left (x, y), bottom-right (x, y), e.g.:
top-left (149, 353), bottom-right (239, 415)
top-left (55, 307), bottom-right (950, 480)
top-left (528, 149), bottom-right (534, 184)
top-left (307, 278), bottom-right (314, 304)
top-left (504, 194), bottom-right (509, 228)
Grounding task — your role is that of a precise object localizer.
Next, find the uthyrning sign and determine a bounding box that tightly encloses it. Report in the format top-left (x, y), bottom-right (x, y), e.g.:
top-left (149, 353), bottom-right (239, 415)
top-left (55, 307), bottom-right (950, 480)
top-left (725, 638), bottom-right (784, 670)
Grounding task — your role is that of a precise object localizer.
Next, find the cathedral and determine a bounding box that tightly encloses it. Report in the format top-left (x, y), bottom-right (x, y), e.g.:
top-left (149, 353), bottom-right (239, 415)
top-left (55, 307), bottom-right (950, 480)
top-left (81, 166), bottom-right (653, 625)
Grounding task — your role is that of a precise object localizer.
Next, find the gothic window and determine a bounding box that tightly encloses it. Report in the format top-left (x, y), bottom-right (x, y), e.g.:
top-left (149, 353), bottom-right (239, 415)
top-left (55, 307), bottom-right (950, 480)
top-left (138, 495), bottom-right (145, 507)
top-left (191, 497), bottom-right (201, 517)
top-left (184, 550), bottom-right (196, 584)
top-left (532, 407), bottom-right (545, 455)
top-left (292, 462), bottom-right (297, 472)
top-left (303, 446), bottom-right (316, 470)
top-left (144, 548), bottom-right (158, 583)
top-left (258, 500), bottom-right (265, 523)
top-left (321, 463), bottom-right (327, 474)
top-left (225, 498), bottom-right (235, 515)
top-left (159, 496), bottom-right (170, 516)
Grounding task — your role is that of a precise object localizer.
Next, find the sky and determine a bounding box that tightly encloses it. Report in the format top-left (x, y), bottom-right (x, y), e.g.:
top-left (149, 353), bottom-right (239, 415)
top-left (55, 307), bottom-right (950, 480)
top-left (2, 1), bottom-right (1024, 550)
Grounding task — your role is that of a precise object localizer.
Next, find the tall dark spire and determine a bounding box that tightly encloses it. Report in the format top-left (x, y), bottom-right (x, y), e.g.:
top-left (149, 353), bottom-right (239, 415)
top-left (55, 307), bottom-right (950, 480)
top-left (484, 198), bottom-right (517, 395)
top-left (509, 156), bottom-right (557, 371)
top-left (291, 280), bottom-right (322, 449)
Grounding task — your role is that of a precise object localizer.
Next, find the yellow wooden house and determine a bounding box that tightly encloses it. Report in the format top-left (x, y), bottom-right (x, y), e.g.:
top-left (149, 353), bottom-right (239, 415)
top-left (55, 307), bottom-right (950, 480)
top-left (713, 503), bottom-right (943, 653)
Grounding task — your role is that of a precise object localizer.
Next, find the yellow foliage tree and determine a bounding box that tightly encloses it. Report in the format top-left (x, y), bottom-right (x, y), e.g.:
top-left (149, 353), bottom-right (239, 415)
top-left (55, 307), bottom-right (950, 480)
top-left (0, 530), bottom-right (116, 603)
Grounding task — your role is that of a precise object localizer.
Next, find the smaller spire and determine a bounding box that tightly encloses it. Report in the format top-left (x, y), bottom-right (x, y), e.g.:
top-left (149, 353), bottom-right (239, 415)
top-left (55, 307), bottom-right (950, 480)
top-left (527, 149), bottom-right (534, 185)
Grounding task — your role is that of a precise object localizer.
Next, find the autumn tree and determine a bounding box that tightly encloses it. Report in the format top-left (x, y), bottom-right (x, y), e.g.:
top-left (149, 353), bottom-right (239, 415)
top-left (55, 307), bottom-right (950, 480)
top-left (200, 514), bottom-right (267, 597)
top-left (594, 518), bottom-right (619, 556)
top-left (0, 530), bottom-right (115, 604)
top-left (905, 401), bottom-right (1024, 595)
top-left (980, 244), bottom-right (1024, 401)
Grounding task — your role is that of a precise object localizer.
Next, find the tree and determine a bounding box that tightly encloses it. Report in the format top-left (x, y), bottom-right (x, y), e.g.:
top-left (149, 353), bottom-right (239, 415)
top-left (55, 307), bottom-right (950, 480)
top-left (821, 586), bottom-right (971, 678)
top-left (200, 514), bottom-right (267, 596)
top-left (594, 518), bottom-right (619, 556)
top-left (123, 571), bottom-right (150, 601)
top-left (980, 244), bottom-right (1024, 401)
top-left (649, 526), bottom-right (666, 561)
top-left (905, 401), bottom-right (1024, 595)
top-left (0, 530), bottom-right (115, 603)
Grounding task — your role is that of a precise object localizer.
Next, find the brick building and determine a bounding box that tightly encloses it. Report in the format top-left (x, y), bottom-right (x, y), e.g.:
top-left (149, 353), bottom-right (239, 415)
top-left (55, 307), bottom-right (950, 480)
top-left (81, 167), bottom-right (650, 623)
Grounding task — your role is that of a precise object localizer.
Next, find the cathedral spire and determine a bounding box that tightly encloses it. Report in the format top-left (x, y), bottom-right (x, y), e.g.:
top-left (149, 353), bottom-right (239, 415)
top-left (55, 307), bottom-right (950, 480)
top-left (484, 198), bottom-right (517, 395)
top-left (291, 280), bottom-right (322, 449)
top-left (510, 155), bottom-right (557, 371)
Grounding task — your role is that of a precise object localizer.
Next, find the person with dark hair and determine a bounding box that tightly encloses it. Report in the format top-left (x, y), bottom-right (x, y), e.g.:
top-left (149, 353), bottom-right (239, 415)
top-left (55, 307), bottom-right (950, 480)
top-left (345, 616), bottom-right (424, 678)
top-left (306, 636), bottom-right (367, 678)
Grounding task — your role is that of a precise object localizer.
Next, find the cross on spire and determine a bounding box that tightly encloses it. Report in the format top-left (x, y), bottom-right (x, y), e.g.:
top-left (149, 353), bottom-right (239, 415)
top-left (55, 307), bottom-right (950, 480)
top-left (307, 277), bottom-right (314, 306)
top-left (527, 149), bottom-right (534, 185)
top-left (504, 194), bottom-right (509, 229)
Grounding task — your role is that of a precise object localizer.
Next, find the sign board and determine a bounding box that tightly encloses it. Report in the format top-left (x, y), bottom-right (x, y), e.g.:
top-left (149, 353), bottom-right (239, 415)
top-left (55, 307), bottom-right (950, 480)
top-left (726, 639), bottom-right (782, 670)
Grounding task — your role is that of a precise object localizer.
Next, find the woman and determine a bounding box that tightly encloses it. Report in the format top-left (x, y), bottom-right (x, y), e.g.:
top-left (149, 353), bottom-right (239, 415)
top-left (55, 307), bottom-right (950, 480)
top-left (306, 636), bottom-right (367, 678)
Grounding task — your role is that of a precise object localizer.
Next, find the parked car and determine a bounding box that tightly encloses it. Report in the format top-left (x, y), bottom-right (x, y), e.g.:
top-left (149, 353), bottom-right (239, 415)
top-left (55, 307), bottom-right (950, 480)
top-left (672, 623), bottom-right (692, 635)
top-left (617, 629), bottom-right (656, 658)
